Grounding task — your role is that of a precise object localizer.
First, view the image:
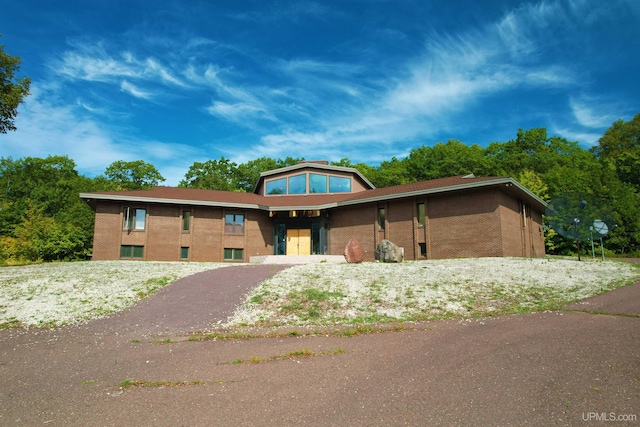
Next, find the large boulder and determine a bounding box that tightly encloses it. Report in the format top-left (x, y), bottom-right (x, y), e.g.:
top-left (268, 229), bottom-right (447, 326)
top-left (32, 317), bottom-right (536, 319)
top-left (344, 238), bottom-right (365, 263)
top-left (374, 239), bottom-right (404, 263)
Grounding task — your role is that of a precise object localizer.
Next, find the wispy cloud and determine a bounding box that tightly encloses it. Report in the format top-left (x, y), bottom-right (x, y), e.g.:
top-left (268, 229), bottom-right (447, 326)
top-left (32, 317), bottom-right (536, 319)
top-left (120, 81), bottom-right (153, 100)
top-left (0, 84), bottom-right (202, 185)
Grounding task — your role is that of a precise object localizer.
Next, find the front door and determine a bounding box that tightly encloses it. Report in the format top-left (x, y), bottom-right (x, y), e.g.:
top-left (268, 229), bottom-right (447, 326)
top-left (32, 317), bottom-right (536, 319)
top-left (286, 229), bottom-right (311, 255)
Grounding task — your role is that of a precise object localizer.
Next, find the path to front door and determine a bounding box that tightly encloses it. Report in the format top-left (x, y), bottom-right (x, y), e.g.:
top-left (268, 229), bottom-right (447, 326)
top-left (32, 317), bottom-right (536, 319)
top-left (286, 229), bottom-right (311, 255)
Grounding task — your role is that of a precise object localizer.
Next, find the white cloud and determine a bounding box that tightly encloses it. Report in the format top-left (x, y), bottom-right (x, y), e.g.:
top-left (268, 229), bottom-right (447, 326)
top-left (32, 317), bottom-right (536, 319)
top-left (120, 81), bottom-right (153, 100)
top-left (0, 84), bottom-right (200, 185)
top-left (569, 96), bottom-right (619, 129)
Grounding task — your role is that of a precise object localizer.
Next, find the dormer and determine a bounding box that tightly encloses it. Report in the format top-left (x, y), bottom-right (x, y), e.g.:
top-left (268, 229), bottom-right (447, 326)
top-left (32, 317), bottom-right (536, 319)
top-left (253, 161), bottom-right (375, 196)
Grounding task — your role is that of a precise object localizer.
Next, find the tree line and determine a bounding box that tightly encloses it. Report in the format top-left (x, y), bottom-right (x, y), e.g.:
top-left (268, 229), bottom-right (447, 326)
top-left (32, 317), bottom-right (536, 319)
top-left (1, 114), bottom-right (638, 263)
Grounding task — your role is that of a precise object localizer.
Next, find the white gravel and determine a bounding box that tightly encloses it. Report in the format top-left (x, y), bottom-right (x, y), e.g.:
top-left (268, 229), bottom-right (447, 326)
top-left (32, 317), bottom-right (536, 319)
top-left (0, 261), bottom-right (226, 327)
top-left (1, 258), bottom-right (638, 329)
top-left (224, 258), bottom-right (640, 327)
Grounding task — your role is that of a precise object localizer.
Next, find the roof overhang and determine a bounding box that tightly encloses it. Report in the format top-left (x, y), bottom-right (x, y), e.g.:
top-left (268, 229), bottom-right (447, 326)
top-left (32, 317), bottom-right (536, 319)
top-left (80, 177), bottom-right (547, 213)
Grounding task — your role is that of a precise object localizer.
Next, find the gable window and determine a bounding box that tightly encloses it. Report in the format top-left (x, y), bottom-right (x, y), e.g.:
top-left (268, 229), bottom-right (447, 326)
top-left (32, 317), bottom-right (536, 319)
top-left (123, 208), bottom-right (146, 230)
top-left (225, 213), bottom-right (244, 235)
top-left (121, 245), bottom-right (144, 258)
top-left (329, 176), bottom-right (351, 193)
top-left (266, 178), bottom-right (286, 195)
top-left (309, 174), bottom-right (327, 193)
top-left (288, 174), bottom-right (306, 194)
top-left (182, 210), bottom-right (191, 232)
top-left (417, 203), bottom-right (425, 226)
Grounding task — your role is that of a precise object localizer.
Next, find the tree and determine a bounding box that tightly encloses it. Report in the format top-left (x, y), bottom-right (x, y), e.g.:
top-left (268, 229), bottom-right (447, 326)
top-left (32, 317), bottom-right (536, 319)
top-left (103, 160), bottom-right (165, 190)
top-left (406, 140), bottom-right (491, 181)
top-left (0, 35), bottom-right (31, 133)
top-left (0, 156), bottom-right (95, 262)
top-left (592, 113), bottom-right (640, 191)
top-left (179, 157), bottom-right (239, 190)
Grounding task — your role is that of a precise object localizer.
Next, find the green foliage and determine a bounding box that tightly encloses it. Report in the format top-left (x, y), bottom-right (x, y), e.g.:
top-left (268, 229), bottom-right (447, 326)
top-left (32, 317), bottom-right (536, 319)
top-left (179, 156), bottom-right (302, 191)
top-left (1, 114), bottom-right (640, 259)
top-left (102, 160), bottom-right (165, 190)
top-left (0, 35), bottom-right (30, 133)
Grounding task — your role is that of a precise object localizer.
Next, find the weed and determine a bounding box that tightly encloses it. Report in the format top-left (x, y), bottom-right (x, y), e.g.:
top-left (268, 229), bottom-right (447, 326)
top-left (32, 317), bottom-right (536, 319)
top-left (119, 379), bottom-right (205, 389)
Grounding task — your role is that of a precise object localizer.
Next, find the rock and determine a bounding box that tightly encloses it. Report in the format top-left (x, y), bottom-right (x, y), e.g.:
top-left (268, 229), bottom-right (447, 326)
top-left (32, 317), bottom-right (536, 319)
top-left (374, 239), bottom-right (404, 263)
top-left (344, 238), bottom-right (365, 263)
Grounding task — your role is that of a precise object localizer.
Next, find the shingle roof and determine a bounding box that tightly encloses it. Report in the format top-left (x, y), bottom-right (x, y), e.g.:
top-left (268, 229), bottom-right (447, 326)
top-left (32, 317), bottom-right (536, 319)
top-left (80, 175), bottom-right (547, 212)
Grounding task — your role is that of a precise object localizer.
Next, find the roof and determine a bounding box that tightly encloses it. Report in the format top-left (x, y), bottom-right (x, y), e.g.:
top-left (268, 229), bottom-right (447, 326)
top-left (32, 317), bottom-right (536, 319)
top-left (80, 175), bottom-right (547, 212)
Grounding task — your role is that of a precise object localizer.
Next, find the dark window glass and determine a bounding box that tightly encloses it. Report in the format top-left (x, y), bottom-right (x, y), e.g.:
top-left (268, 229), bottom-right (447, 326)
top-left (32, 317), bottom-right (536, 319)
top-left (418, 203), bottom-right (425, 226)
top-left (120, 245), bottom-right (144, 258)
top-left (182, 211), bottom-right (191, 232)
top-left (378, 208), bottom-right (386, 230)
top-left (224, 248), bottom-right (243, 261)
top-left (180, 247), bottom-right (189, 259)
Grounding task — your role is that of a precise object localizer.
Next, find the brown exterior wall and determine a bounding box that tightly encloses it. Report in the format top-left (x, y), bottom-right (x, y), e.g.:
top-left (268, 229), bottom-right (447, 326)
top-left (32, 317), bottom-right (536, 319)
top-left (92, 202), bottom-right (124, 260)
top-left (330, 203), bottom-right (377, 261)
top-left (387, 198), bottom-right (417, 260)
top-left (89, 186), bottom-right (545, 262)
top-left (427, 189), bottom-right (503, 259)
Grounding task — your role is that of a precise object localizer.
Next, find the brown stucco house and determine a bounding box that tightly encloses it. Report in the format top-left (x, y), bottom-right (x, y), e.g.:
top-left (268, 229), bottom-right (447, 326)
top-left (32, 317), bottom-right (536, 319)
top-left (80, 161), bottom-right (546, 262)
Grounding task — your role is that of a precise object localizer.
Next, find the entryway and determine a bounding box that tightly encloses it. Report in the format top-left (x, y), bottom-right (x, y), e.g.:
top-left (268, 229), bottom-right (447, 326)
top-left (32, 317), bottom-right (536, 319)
top-left (286, 229), bottom-right (311, 255)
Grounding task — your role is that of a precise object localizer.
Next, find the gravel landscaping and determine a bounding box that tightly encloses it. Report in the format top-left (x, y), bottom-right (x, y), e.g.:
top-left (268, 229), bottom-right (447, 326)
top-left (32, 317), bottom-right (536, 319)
top-left (225, 258), bottom-right (640, 327)
top-left (0, 261), bottom-right (226, 328)
top-left (1, 258), bottom-right (639, 329)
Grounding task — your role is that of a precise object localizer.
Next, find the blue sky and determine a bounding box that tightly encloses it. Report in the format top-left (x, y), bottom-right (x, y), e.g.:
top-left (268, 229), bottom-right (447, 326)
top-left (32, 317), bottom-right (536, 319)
top-left (1, 0), bottom-right (638, 185)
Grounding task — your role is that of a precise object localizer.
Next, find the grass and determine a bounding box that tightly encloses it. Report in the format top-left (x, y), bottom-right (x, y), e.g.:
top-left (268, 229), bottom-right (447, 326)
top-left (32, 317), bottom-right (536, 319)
top-left (119, 379), bottom-right (206, 389)
top-left (226, 348), bottom-right (346, 365)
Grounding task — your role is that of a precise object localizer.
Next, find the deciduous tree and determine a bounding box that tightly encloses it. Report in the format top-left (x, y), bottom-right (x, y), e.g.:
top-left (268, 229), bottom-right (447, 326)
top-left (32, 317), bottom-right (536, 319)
top-left (0, 35), bottom-right (30, 133)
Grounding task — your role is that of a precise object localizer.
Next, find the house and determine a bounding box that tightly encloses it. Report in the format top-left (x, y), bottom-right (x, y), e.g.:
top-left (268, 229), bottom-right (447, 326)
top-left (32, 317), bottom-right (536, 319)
top-left (80, 161), bottom-right (546, 262)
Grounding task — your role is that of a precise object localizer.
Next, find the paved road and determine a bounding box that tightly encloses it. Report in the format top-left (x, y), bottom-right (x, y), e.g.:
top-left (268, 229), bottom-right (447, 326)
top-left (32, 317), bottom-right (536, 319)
top-left (0, 263), bottom-right (638, 426)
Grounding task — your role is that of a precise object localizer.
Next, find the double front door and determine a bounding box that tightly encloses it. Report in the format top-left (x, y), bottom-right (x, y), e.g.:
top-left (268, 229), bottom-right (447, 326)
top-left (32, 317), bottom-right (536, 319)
top-left (286, 229), bottom-right (311, 255)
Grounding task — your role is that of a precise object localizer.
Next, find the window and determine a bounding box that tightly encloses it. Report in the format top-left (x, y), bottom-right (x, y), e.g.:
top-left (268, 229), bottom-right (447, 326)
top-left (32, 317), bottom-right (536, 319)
top-left (225, 213), bottom-right (244, 235)
top-left (419, 243), bottom-right (427, 257)
top-left (224, 248), bottom-right (244, 261)
top-left (180, 247), bottom-right (189, 260)
top-left (288, 174), bottom-right (306, 194)
top-left (182, 211), bottom-right (191, 232)
top-left (123, 208), bottom-right (146, 230)
top-left (329, 176), bottom-right (351, 193)
top-left (309, 174), bottom-right (327, 193)
top-left (418, 203), bottom-right (425, 226)
top-left (266, 178), bottom-right (286, 195)
top-left (378, 208), bottom-right (386, 230)
top-left (121, 245), bottom-right (144, 258)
